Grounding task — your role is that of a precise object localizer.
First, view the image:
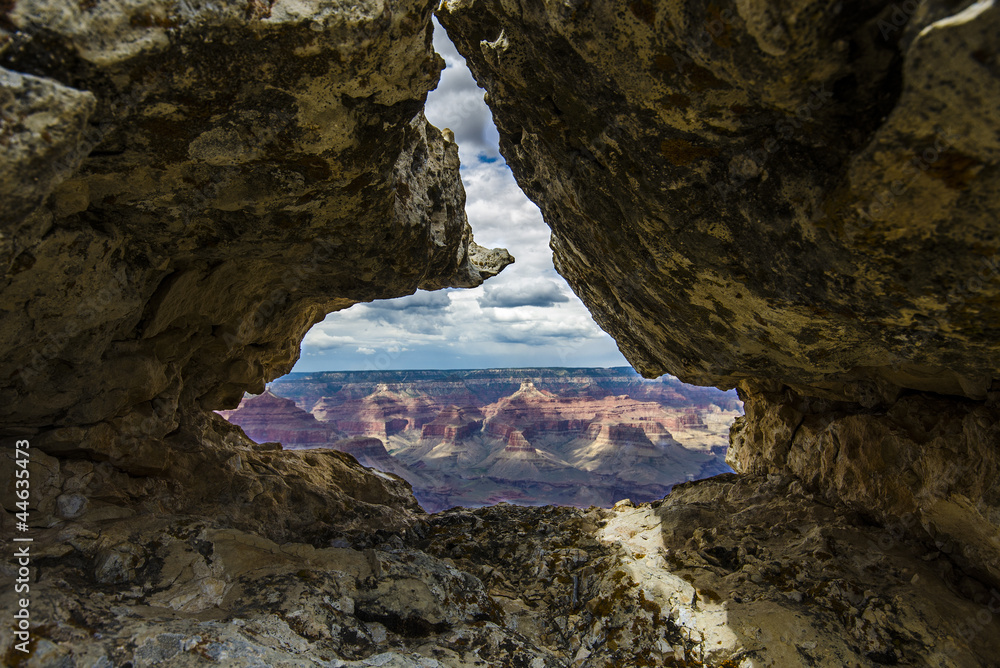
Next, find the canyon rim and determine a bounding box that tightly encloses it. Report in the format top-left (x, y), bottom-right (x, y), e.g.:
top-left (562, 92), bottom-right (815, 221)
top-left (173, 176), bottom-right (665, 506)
top-left (1, 1), bottom-right (999, 667)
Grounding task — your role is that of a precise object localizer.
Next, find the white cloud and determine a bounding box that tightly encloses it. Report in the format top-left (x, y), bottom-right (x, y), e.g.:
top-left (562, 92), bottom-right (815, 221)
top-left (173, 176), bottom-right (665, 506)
top-left (427, 19), bottom-right (500, 163)
top-left (479, 279), bottom-right (569, 308)
top-left (302, 331), bottom-right (358, 350)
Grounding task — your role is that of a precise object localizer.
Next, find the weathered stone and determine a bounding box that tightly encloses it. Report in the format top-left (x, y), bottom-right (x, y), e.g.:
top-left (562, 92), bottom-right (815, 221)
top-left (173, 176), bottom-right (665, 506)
top-left (730, 381), bottom-right (1000, 584)
top-left (438, 0), bottom-right (1000, 402)
top-left (3, 0), bottom-right (1000, 665)
top-left (0, 0), bottom-right (511, 443)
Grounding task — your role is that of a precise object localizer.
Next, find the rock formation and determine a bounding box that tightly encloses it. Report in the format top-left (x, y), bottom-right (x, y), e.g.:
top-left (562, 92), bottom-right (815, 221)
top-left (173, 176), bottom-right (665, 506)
top-left (439, 0), bottom-right (1000, 585)
top-left (217, 390), bottom-right (343, 448)
top-left (315, 384), bottom-right (440, 439)
top-left (4, 0), bottom-right (1000, 665)
top-left (0, 0), bottom-right (509, 655)
top-left (225, 369), bottom-right (739, 511)
top-left (419, 405), bottom-right (484, 442)
top-left (0, 0), bottom-right (511, 550)
top-left (1, 0), bottom-right (511, 457)
top-left (6, 475), bottom-right (999, 666)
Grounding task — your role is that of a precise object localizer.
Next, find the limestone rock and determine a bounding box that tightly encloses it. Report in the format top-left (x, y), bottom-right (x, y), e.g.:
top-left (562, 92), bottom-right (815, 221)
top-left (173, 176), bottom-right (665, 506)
top-left (415, 476), bottom-right (1000, 667)
top-left (0, 514), bottom-right (558, 667)
top-left (437, 0), bottom-right (1000, 592)
top-left (438, 0), bottom-right (1000, 402)
top-left (730, 381), bottom-right (1000, 585)
top-left (4, 472), bottom-right (1000, 667)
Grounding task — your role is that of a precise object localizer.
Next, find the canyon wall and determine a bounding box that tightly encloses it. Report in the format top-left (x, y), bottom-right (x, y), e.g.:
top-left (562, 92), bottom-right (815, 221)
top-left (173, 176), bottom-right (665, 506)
top-left (222, 369), bottom-right (739, 511)
top-left (439, 0), bottom-right (1000, 583)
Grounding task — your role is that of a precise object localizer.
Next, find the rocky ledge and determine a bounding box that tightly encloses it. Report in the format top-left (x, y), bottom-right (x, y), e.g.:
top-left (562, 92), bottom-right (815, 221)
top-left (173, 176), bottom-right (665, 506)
top-left (3, 476), bottom-right (998, 666)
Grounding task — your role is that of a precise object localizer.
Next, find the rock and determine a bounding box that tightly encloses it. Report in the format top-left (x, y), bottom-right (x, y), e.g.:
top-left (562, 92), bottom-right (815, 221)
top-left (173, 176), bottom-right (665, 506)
top-left (1, 0), bottom-right (511, 446)
top-left (0, 515), bottom-right (560, 666)
top-left (219, 390), bottom-right (344, 448)
top-left (9, 476), bottom-right (998, 666)
top-left (438, 0), bottom-right (1000, 403)
top-left (0, 0), bottom-right (518, 553)
top-left (729, 382), bottom-right (1000, 584)
top-left (0, 67), bottom-right (95, 227)
top-left (3, 2), bottom-right (1000, 666)
top-left (408, 477), bottom-right (1000, 667)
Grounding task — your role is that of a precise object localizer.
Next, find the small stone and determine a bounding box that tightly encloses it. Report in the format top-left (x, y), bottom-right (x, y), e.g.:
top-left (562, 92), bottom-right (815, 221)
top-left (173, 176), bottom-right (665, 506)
top-left (56, 493), bottom-right (88, 519)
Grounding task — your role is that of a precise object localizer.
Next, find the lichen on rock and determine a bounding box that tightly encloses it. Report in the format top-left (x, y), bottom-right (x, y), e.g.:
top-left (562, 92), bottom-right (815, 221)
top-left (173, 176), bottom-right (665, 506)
top-left (438, 0), bottom-right (999, 402)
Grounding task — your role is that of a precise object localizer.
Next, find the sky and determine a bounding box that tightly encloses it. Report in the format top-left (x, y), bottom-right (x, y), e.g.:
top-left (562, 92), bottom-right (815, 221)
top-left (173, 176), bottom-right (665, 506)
top-left (292, 22), bottom-right (630, 373)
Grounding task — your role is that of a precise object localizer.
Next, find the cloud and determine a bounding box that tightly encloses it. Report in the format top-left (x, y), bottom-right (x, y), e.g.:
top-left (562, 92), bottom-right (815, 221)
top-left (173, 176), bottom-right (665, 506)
top-left (479, 280), bottom-right (569, 308)
top-left (488, 314), bottom-right (601, 345)
top-left (366, 290), bottom-right (451, 311)
top-left (301, 331), bottom-right (358, 351)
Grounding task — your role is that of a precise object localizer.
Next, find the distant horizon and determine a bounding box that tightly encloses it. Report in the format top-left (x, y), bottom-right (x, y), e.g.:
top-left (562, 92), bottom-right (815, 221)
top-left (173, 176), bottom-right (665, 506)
top-left (268, 366), bottom-right (741, 395)
top-left (281, 364), bottom-right (645, 375)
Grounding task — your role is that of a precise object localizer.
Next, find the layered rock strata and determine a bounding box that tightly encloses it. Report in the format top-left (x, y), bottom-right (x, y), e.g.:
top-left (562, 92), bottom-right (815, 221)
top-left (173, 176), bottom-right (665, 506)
top-left (216, 390), bottom-right (343, 448)
top-left (221, 372), bottom-right (738, 511)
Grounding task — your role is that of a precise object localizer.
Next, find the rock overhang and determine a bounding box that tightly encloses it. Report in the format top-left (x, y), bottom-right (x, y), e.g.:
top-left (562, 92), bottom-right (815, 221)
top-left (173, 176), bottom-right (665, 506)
top-left (435, 0), bottom-right (1000, 583)
top-left (0, 0), bottom-right (512, 442)
top-left (437, 0), bottom-right (1000, 404)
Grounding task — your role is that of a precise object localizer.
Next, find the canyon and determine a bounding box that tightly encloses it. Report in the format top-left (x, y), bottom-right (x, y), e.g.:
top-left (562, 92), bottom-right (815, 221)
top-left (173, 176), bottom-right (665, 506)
top-left (217, 368), bottom-right (741, 511)
top-left (1, 0), bottom-right (999, 666)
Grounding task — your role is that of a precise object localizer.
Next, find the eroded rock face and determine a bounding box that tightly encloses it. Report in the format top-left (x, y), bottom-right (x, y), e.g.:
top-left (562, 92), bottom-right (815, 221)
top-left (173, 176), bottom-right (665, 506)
top-left (730, 382), bottom-right (1000, 585)
top-left (0, 0), bottom-right (512, 535)
top-left (438, 0), bottom-right (999, 402)
top-left (0, 0), bottom-right (511, 443)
